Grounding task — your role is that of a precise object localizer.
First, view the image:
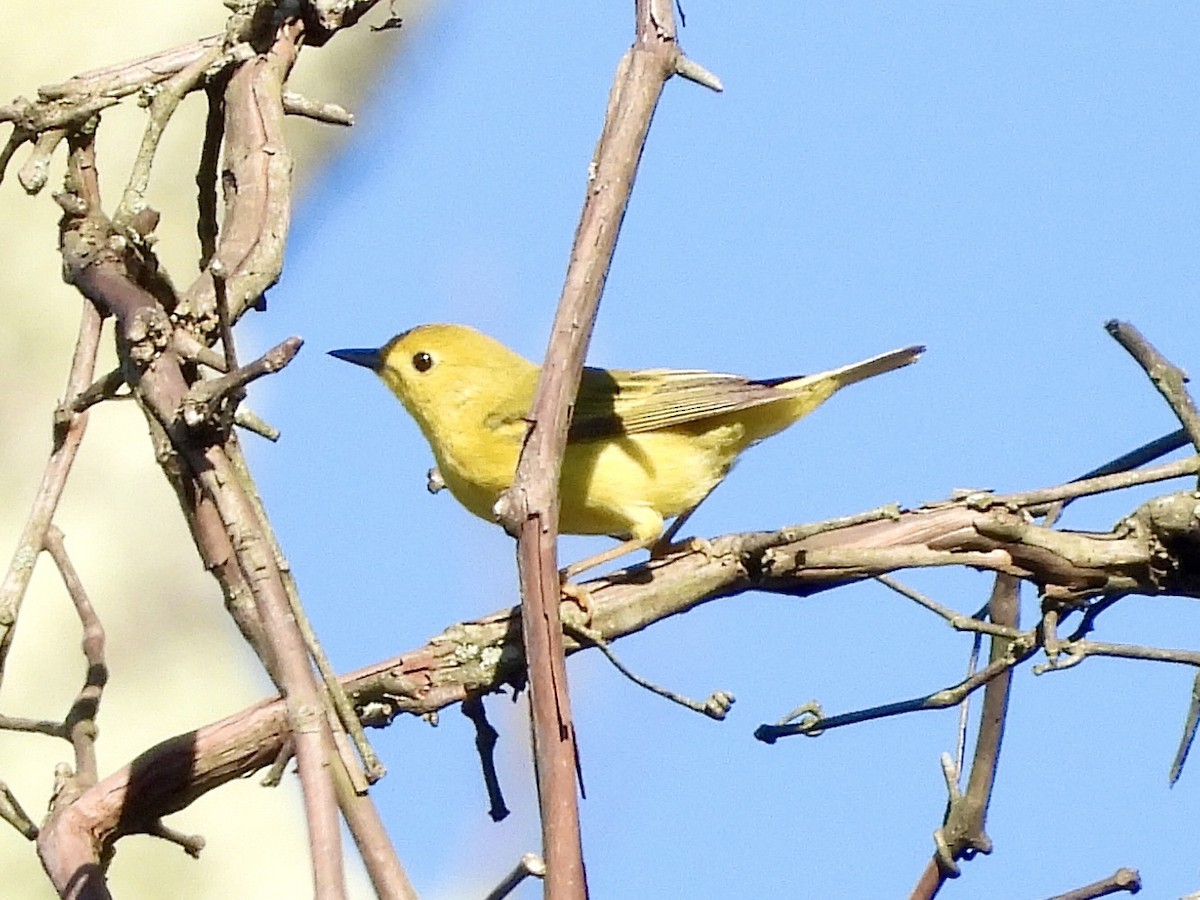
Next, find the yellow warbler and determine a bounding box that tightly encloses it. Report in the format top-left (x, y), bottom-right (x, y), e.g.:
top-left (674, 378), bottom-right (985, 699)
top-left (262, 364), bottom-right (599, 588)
top-left (330, 324), bottom-right (922, 571)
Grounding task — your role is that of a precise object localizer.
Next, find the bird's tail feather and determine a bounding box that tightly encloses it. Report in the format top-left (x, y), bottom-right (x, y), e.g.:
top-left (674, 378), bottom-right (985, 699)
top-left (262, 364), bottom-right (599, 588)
top-left (816, 345), bottom-right (925, 389)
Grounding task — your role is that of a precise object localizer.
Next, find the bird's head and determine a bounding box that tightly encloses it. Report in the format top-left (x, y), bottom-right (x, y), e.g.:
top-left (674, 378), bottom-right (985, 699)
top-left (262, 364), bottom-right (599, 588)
top-left (330, 323), bottom-right (535, 430)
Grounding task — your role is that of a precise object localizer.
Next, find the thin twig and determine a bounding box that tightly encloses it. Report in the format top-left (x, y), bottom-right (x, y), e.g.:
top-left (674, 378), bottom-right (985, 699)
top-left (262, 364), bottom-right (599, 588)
top-left (35, 35), bottom-right (224, 103)
top-left (755, 631), bottom-right (1038, 743)
top-left (222, 438), bottom-right (386, 787)
top-left (1169, 670), bottom-right (1200, 786)
top-left (565, 622), bottom-right (735, 720)
top-left (63, 368), bottom-right (127, 418)
top-left (1106, 320), bottom-right (1200, 455)
top-left (1040, 427), bottom-right (1190, 523)
top-left (0, 715), bottom-right (67, 737)
top-left (284, 566), bottom-right (386, 784)
top-left (966, 455), bottom-right (1199, 512)
top-left (0, 781), bottom-right (38, 840)
top-left (147, 820), bottom-right (206, 858)
top-left (1037, 638), bottom-right (1200, 673)
top-left (197, 83), bottom-right (224, 270)
top-left (928, 575), bottom-right (1019, 885)
top-left (180, 336), bottom-right (303, 429)
top-left (484, 854), bottom-right (547, 900)
top-left (874, 576), bottom-right (1023, 640)
top-left (331, 762), bottom-right (418, 900)
top-left (1043, 866), bottom-right (1141, 900)
top-left (111, 45), bottom-right (223, 232)
top-left (44, 527), bottom-right (107, 790)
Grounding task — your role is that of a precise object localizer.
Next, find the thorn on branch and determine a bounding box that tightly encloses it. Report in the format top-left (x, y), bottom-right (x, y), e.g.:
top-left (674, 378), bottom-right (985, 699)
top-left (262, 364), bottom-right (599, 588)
top-left (282, 91), bottom-right (355, 126)
top-left (234, 408), bottom-right (281, 442)
top-left (674, 56), bottom-right (724, 92)
top-left (1169, 670), bottom-right (1200, 786)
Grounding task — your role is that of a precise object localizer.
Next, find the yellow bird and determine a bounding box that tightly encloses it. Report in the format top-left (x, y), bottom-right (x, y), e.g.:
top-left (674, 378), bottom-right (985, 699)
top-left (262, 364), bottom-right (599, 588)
top-left (330, 324), bottom-right (922, 575)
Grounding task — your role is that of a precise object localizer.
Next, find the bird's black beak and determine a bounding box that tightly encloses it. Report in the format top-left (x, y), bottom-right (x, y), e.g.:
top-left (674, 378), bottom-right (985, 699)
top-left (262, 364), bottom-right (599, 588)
top-left (328, 347), bottom-right (383, 371)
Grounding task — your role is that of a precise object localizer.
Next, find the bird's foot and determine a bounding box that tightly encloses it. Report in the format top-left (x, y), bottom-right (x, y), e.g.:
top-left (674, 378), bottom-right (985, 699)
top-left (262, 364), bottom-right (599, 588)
top-left (558, 578), bottom-right (595, 624)
top-left (650, 535), bottom-right (713, 562)
top-left (426, 466), bottom-right (445, 494)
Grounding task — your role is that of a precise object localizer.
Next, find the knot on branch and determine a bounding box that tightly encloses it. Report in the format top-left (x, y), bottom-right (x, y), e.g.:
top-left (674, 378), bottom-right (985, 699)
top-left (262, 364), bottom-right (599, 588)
top-left (124, 307), bottom-right (173, 368)
top-left (58, 219), bottom-right (108, 274)
top-left (1139, 492), bottom-right (1200, 594)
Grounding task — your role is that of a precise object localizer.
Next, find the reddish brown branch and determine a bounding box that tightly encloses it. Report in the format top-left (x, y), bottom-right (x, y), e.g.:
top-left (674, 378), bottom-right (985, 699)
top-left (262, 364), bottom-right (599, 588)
top-left (490, 1), bottom-right (723, 894)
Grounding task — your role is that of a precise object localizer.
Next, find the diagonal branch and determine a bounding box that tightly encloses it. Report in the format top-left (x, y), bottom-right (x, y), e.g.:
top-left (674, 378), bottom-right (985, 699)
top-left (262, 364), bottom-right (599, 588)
top-left (1106, 319), bottom-right (1200, 457)
top-left (492, 1), bottom-right (722, 894)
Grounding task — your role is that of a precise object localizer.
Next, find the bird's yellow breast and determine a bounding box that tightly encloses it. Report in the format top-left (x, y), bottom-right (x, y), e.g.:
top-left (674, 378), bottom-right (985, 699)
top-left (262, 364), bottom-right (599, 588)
top-left (430, 415), bottom-right (746, 542)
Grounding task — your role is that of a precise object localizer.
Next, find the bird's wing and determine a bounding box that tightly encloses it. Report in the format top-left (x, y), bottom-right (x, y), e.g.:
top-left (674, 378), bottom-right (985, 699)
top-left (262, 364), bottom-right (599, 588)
top-left (568, 367), bottom-right (795, 440)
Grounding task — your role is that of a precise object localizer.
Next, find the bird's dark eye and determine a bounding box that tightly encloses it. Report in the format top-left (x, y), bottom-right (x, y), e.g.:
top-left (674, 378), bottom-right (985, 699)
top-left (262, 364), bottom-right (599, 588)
top-left (412, 352), bottom-right (434, 373)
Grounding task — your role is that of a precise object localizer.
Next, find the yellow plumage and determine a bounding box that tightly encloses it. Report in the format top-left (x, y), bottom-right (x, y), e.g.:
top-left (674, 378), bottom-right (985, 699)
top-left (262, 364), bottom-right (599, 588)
top-left (331, 324), bottom-right (922, 558)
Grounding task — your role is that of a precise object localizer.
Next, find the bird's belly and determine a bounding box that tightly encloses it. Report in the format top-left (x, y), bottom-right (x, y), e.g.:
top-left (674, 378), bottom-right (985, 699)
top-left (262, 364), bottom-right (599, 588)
top-left (433, 423), bottom-right (744, 541)
top-left (435, 440), bottom-right (518, 524)
top-left (560, 427), bottom-right (740, 539)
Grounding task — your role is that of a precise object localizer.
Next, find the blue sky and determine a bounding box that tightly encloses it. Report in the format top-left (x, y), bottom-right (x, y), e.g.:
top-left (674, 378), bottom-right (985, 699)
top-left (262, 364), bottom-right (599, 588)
top-left (246, 3), bottom-right (1199, 896)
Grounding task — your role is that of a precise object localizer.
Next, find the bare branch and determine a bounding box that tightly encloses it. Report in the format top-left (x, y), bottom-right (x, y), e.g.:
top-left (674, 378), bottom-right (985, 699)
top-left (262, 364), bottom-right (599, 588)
top-left (931, 575), bottom-right (1019, 880)
top-left (112, 45), bottom-right (222, 231)
top-left (1044, 866), bottom-right (1141, 900)
top-left (44, 527), bottom-right (108, 790)
top-left (492, 1), bottom-right (711, 891)
top-left (485, 854), bottom-right (547, 900)
top-left (180, 336), bottom-right (303, 429)
top-left (564, 622), bottom-right (735, 720)
top-left (1107, 319), bottom-right (1200, 455)
top-left (0, 781), bottom-right (38, 840)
